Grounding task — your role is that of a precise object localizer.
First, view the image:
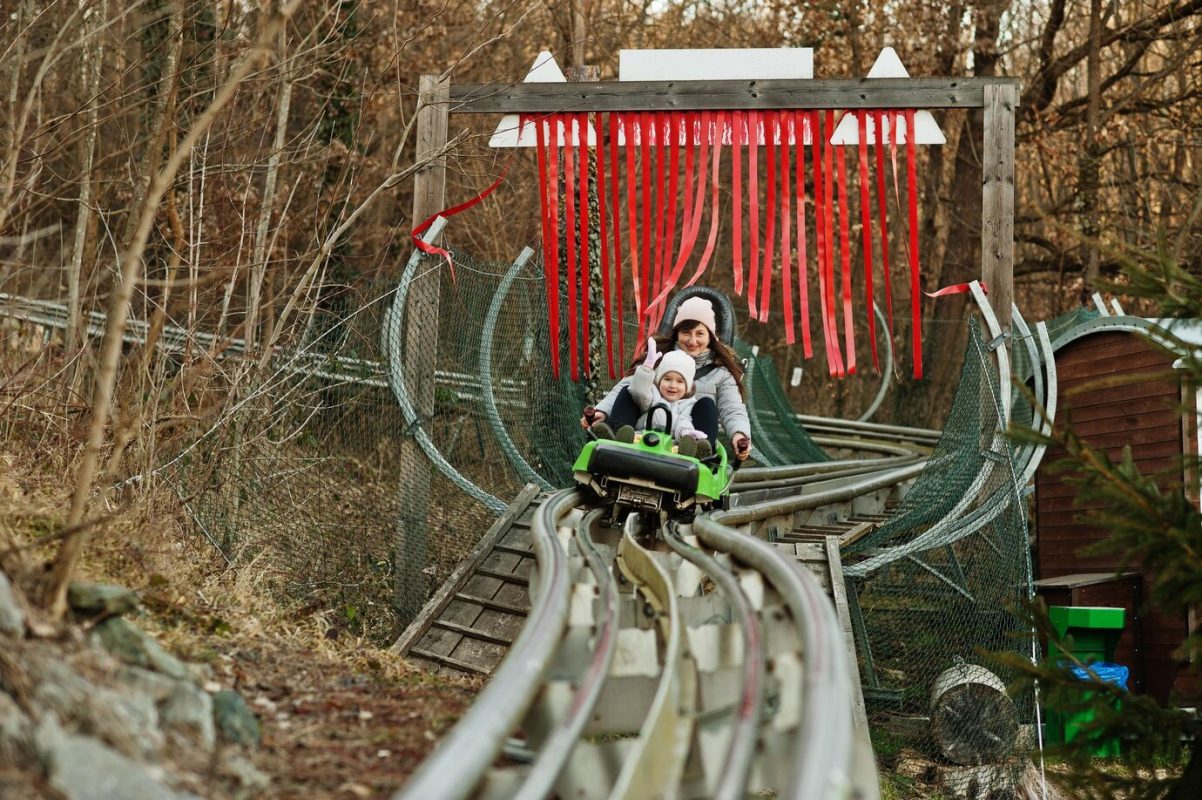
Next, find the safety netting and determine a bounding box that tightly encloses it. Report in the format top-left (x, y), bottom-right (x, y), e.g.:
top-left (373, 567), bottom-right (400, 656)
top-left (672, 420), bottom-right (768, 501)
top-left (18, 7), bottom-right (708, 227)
top-left (841, 318), bottom-right (1036, 788)
top-left (158, 243), bottom-right (842, 641)
top-left (736, 341), bottom-right (832, 465)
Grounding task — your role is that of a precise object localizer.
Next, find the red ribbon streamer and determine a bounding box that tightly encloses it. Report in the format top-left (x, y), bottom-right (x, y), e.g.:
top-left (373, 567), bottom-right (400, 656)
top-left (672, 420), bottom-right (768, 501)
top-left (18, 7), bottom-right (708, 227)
top-left (747, 110), bottom-right (761, 318)
top-left (905, 108), bottom-right (922, 380)
top-left (575, 113), bottom-right (591, 379)
top-left (873, 110), bottom-right (895, 338)
top-left (638, 112), bottom-right (653, 342)
top-left (411, 169), bottom-right (509, 281)
top-left (686, 110), bottom-right (723, 291)
top-left (563, 116), bottom-right (579, 380)
top-left (822, 111), bottom-right (845, 376)
top-left (926, 281), bottom-right (986, 298)
top-left (759, 111), bottom-right (776, 323)
top-left (835, 127), bottom-right (856, 375)
top-left (795, 111), bottom-right (812, 358)
top-left (608, 113), bottom-right (625, 370)
top-left (857, 111), bottom-right (879, 372)
top-left (780, 112), bottom-right (794, 344)
top-left (732, 112), bottom-right (744, 298)
top-left (810, 110), bottom-right (833, 374)
top-left (533, 115), bottom-right (558, 377)
top-left (595, 112), bottom-right (614, 378)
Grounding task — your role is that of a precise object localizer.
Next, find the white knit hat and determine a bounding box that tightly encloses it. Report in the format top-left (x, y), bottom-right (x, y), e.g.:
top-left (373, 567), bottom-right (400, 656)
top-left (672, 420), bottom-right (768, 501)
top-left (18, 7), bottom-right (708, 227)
top-left (673, 296), bottom-right (717, 337)
top-left (654, 350), bottom-right (696, 393)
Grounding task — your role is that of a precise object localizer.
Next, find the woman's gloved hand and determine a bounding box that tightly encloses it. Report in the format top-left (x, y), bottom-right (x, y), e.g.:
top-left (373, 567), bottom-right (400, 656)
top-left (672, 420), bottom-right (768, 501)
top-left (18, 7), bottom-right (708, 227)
top-left (732, 432), bottom-right (751, 461)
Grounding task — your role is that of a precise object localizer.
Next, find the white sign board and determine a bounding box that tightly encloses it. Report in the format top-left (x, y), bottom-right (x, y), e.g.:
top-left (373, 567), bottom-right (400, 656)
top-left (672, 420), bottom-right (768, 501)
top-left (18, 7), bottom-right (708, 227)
top-left (619, 48), bottom-right (813, 82)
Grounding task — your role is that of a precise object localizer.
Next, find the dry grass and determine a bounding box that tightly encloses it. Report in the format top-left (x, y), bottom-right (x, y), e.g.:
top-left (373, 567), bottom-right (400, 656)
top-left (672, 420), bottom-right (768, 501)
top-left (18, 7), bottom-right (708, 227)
top-left (0, 331), bottom-right (484, 797)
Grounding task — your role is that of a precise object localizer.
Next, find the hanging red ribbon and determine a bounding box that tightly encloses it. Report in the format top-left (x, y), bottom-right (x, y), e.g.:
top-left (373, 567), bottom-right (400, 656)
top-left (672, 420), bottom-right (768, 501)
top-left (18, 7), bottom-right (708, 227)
top-left (822, 111), bottom-right (845, 376)
top-left (811, 110), bottom-right (833, 374)
top-left (732, 111), bottom-right (744, 298)
top-left (758, 112), bottom-right (776, 323)
top-left (575, 113), bottom-right (591, 379)
top-left (411, 168), bottom-right (509, 281)
top-left (545, 116), bottom-right (564, 377)
top-left (623, 114), bottom-right (642, 351)
top-left (794, 111), bottom-right (812, 357)
top-left (905, 108), bottom-right (923, 380)
top-left (748, 110), bottom-right (761, 318)
top-left (638, 112), bottom-right (653, 341)
top-left (563, 116), bottom-right (580, 380)
top-left (595, 112), bottom-right (615, 378)
top-left (857, 111), bottom-right (879, 373)
top-left (608, 113), bottom-right (625, 370)
top-left (835, 127), bottom-right (856, 375)
top-left (779, 112), bottom-right (794, 344)
top-left (533, 115), bottom-right (558, 377)
top-left (686, 110), bottom-right (723, 291)
top-left (873, 110), bottom-right (895, 338)
top-left (926, 281), bottom-right (986, 297)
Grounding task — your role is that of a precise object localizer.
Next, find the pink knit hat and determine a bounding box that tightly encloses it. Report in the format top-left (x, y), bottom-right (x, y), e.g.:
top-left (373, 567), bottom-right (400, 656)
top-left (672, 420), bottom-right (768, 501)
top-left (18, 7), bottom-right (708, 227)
top-left (673, 296), bottom-right (717, 337)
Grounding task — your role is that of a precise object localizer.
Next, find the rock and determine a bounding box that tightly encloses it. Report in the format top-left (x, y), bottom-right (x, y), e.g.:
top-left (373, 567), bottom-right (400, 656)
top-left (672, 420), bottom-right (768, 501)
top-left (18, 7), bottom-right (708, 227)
top-left (116, 666), bottom-right (181, 703)
top-left (219, 752), bottom-right (271, 799)
top-left (212, 691), bottom-right (260, 748)
top-left (92, 617), bottom-right (189, 679)
top-left (0, 571), bottom-right (25, 637)
top-left (89, 686), bottom-right (164, 759)
top-left (42, 728), bottom-right (182, 800)
top-left (162, 682), bottom-right (215, 752)
top-left (68, 582), bottom-right (140, 618)
top-left (0, 691), bottom-right (30, 763)
top-left (33, 659), bottom-right (95, 720)
top-left (34, 660), bottom-right (163, 758)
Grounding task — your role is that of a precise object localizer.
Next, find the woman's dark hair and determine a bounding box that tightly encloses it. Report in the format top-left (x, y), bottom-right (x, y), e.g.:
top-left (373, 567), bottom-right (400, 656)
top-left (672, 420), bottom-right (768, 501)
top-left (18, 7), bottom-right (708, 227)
top-left (631, 321), bottom-right (747, 401)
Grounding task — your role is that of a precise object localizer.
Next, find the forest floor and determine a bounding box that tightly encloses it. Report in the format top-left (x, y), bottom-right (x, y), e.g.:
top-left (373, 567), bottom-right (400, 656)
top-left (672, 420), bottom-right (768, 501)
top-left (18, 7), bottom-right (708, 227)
top-left (0, 436), bottom-right (479, 799)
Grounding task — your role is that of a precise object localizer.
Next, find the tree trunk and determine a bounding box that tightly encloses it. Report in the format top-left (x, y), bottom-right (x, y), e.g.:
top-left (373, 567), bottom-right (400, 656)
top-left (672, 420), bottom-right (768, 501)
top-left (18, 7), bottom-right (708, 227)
top-left (1079, 0), bottom-right (1103, 295)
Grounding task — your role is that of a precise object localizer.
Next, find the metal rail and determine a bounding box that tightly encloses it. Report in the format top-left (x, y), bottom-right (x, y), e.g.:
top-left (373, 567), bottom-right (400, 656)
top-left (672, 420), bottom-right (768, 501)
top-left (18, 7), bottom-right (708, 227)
top-left (398, 489), bottom-right (577, 799)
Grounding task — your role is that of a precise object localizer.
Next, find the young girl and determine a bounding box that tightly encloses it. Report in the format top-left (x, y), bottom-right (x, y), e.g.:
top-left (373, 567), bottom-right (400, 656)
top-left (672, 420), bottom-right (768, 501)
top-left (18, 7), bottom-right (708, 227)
top-left (592, 339), bottom-right (713, 456)
top-left (584, 295), bottom-right (752, 461)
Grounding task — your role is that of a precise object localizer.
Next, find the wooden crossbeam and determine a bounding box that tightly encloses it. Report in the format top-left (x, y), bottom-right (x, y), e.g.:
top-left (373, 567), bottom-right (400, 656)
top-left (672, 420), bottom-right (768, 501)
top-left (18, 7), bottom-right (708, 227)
top-left (448, 77), bottom-right (1020, 113)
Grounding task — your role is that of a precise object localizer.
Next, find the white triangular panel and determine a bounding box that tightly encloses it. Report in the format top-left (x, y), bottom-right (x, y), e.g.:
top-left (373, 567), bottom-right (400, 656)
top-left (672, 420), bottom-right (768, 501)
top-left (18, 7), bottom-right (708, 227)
top-left (830, 110), bottom-right (945, 145)
top-left (866, 46), bottom-right (910, 78)
top-left (490, 51), bottom-right (600, 147)
top-left (829, 47), bottom-right (946, 145)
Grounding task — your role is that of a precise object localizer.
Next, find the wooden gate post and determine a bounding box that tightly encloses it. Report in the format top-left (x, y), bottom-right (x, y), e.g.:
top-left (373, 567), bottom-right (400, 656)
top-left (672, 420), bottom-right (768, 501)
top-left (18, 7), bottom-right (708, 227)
top-left (981, 83), bottom-right (1017, 333)
top-left (396, 74), bottom-right (450, 623)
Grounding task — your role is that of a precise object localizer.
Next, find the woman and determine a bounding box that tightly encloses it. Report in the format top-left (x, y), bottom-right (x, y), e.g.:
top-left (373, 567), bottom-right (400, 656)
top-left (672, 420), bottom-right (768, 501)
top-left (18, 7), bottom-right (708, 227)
top-left (582, 296), bottom-right (752, 461)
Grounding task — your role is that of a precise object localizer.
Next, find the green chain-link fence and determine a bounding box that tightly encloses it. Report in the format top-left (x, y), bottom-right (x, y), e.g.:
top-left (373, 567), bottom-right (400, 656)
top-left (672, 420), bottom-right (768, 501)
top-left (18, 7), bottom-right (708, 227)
top-left (842, 318), bottom-right (1035, 787)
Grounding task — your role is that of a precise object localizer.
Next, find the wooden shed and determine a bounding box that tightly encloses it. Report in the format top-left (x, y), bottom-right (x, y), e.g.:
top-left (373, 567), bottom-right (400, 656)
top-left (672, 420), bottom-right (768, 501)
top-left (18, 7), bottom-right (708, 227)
top-left (1033, 323), bottom-right (1199, 705)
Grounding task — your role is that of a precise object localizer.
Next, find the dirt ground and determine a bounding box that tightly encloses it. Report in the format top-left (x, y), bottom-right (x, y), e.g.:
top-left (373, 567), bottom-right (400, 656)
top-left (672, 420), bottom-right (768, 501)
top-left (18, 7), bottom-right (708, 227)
top-left (0, 438), bottom-right (481, 799)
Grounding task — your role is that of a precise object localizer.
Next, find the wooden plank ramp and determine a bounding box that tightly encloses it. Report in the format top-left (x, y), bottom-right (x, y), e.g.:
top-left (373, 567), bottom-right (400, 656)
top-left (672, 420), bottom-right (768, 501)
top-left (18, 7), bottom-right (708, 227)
top-left (390, 484), bottom-right (544, 677)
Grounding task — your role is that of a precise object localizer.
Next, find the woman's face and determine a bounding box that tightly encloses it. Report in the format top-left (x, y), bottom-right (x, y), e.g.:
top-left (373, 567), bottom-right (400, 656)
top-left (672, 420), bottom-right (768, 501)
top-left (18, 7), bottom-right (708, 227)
top-left (676, 322), bottom-right (711, 356)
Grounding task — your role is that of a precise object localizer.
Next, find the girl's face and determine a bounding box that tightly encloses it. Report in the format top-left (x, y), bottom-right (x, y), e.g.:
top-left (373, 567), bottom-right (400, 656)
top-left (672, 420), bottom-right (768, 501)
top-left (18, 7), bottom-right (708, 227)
top-left (676, 322), bottom-right (711, 356)
top-left (658, 371), bottom-right (689, 401)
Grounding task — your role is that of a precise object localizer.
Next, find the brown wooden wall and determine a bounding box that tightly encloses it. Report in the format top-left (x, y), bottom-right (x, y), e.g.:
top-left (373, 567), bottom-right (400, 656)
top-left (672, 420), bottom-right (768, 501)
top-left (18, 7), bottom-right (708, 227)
top-left (1034, 329), bottom-right (1196, 704)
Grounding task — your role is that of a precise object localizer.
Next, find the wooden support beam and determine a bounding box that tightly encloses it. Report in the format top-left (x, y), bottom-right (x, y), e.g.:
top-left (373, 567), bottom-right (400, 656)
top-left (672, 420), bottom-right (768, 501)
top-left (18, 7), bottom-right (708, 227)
top-left (448, 77), bottom-right (1018, 113)
top-left (395, 74), bottom-right (450, 625)
top-left (981, 83), bottom-right (1017, 332)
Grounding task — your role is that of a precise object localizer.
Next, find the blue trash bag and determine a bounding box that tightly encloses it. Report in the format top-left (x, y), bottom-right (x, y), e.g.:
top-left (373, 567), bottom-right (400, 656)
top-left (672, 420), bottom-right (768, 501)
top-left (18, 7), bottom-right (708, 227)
top-left (1068, 662), bottom-right (1129, 690)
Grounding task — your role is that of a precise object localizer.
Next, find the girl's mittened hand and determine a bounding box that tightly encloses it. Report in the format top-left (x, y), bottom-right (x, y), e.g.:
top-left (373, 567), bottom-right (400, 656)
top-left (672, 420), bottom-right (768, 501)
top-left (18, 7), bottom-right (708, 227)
top-left (642, 336), bottom-right (660, 368)
top-left (678, 428), bottom-right (708, 440)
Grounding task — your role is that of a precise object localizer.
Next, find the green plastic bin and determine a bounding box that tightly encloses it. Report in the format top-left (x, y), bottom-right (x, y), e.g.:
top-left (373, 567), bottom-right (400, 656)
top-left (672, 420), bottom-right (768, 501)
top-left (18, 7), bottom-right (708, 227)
top-left (1044, 606), bottom-right (1126, 756)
